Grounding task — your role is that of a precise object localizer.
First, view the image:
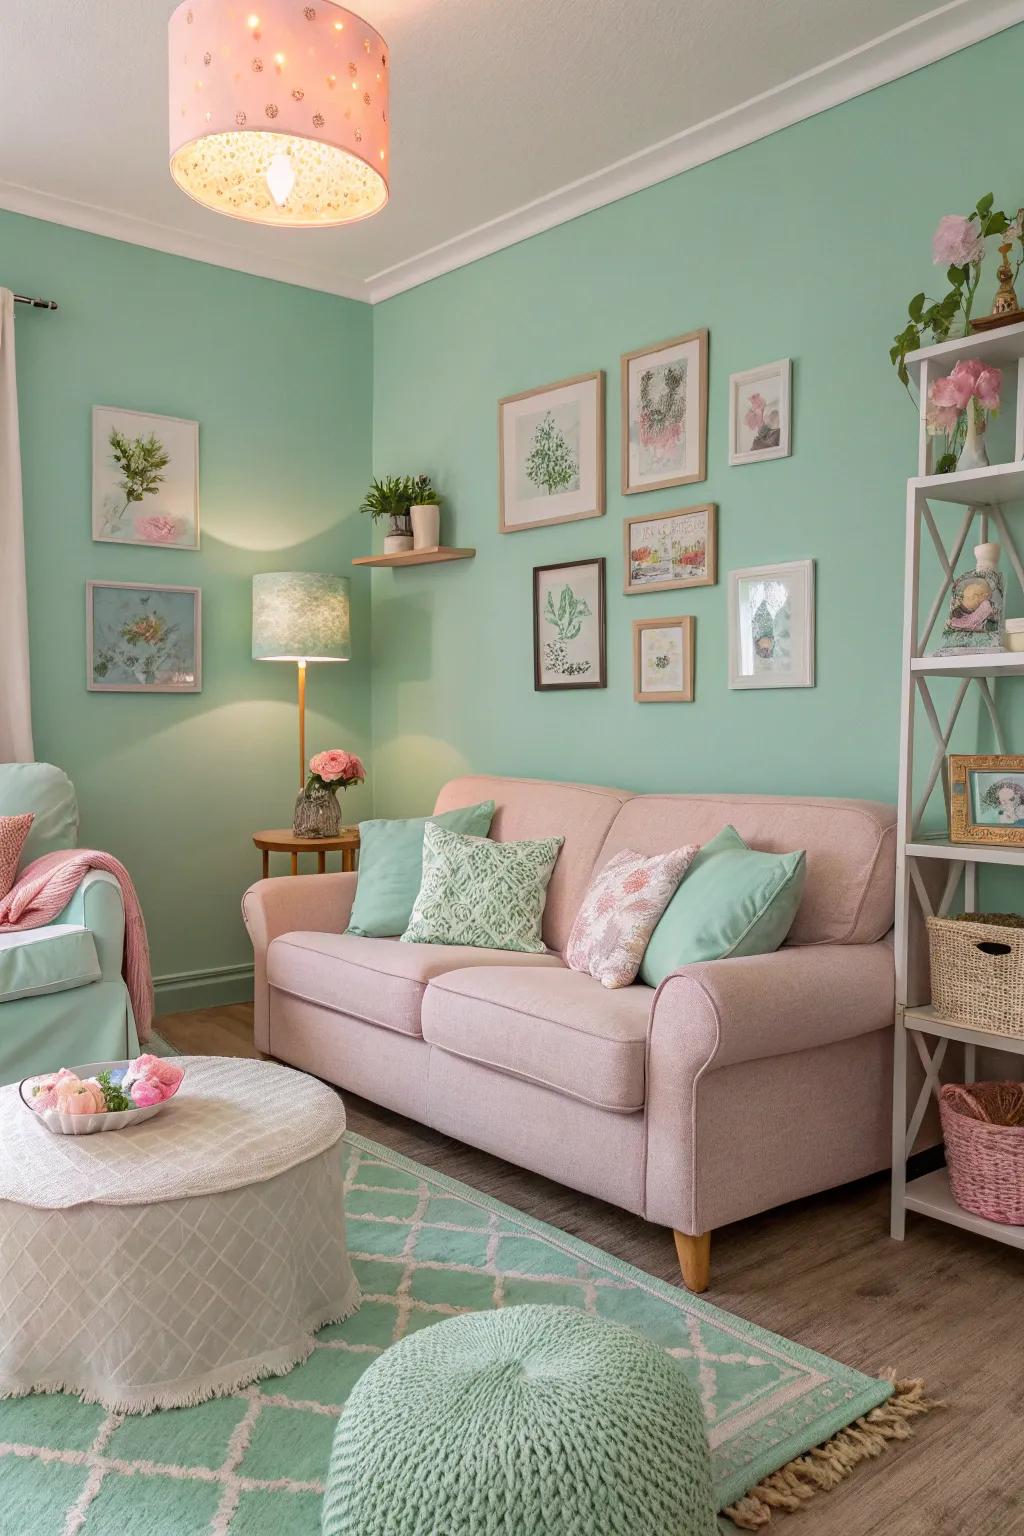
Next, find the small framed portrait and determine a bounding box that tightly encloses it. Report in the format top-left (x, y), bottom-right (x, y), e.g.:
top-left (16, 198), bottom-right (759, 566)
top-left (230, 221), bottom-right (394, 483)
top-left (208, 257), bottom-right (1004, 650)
top-left (728, 560), bottom-right (814, 689)
top-left (533, 558), bottom-right (606, 691)
top-left (92, 406), bottom-right (199, 548)
top-left (728, 360), bottom-right (792, 465)
top-left (623, 504), bottom-right (716, 595)
top-left (621, 329), bottom-right (708, 494)
top-left (87, 581), bottom-right (202, 693)
top-left (499, 372), bottom-right (605, 533)
top-left (948, 754), bottom-right (1024, 848)
top-left (633, 616), bottom-right (695, 703)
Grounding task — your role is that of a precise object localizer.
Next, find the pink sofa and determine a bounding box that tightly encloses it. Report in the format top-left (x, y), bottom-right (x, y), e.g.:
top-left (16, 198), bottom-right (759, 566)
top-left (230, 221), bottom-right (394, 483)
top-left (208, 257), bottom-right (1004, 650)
top-left (242, 775), bottom-right (897, 1291)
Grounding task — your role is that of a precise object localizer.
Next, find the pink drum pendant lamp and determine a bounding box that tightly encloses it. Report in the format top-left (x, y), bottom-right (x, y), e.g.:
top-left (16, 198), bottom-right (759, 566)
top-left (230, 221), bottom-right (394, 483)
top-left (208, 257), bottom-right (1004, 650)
top-left (168, 0), bottom-right (389, 227)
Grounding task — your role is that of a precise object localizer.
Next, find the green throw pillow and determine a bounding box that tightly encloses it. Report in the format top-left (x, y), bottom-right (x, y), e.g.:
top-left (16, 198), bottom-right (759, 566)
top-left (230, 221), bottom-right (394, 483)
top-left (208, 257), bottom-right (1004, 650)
top-left (347, 801), bottom-right (495, 938)
top-left (401, 823), bottom-right (563, 954)
top-left (639, 825), bottom-right (806, 987)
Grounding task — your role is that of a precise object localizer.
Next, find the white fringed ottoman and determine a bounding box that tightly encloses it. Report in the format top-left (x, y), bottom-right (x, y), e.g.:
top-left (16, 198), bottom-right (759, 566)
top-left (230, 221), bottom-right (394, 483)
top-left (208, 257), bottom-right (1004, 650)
top-left (0, 1056), bottom-right (358, 1412)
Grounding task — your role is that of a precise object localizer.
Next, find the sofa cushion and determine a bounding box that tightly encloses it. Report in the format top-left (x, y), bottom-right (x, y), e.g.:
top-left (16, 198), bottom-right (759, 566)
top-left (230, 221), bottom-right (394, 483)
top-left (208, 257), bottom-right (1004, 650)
top-left (431, 775), bottom-right (631, 953)
top-left (348, 800), bottom-right (496, 938)
top-left (402, 825), bottom-right (563, 955)
top-left (267, 931), bottom-right (563, 1036)
top-left (0, 925), bottom-right (101, 1003)
top-left (0, 815), bottom-right (33, 898)
top-left (422, 967), bottom-right (653, 1112)
top-left (598, 793), bottom-right (896, 946)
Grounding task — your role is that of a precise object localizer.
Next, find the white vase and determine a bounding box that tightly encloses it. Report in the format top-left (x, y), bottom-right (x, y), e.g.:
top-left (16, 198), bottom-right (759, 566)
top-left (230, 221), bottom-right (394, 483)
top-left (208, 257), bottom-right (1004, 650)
top-left (957, 405), bottom-right (990, 471)
top-left (410, 503), bottom-right (440, 550)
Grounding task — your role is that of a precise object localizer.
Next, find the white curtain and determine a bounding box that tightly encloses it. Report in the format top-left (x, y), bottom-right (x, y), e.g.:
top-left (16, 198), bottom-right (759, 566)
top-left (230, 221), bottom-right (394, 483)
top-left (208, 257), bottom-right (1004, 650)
top-left (0, 289), bottom-right (33, 762)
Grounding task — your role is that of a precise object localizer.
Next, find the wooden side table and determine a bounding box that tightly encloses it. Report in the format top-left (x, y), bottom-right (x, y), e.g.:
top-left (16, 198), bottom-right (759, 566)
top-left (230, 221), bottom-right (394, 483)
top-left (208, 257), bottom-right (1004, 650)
top-left (253, 827), bottom-right (360, 878)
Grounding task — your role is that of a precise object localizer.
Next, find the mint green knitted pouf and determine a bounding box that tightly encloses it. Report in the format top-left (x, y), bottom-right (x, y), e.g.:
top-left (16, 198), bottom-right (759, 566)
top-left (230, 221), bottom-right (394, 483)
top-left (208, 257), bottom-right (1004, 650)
top-left (321, 1304), bottom-right (717, 1536)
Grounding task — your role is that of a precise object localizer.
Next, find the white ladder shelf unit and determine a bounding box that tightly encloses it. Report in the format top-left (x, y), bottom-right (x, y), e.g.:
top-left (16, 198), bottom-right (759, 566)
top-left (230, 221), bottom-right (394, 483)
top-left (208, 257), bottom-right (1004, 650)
top-left (892, 320), bottom-right (1024, 1249)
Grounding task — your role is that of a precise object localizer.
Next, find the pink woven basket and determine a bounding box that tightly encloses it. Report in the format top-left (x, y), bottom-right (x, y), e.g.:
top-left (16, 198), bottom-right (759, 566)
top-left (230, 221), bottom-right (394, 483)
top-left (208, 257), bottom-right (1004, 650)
top-left (940, 1083), bottom-right (1024, 1225)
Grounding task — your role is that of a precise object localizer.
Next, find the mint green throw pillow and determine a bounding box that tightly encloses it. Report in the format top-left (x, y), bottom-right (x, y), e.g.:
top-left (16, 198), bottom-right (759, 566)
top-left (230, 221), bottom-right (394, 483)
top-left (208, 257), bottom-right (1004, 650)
top-left (401, 823), bottom-right (563, 954)
top-left (639, 825), bottom-right (806, 987)
top-left (347, 801), bottom-right (495, 938)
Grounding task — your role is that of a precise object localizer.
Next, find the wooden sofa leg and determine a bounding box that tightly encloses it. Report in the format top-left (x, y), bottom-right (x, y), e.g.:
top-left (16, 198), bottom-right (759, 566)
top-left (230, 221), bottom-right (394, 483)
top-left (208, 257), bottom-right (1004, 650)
top-left (673, 1230), bottom-right (711, 1293)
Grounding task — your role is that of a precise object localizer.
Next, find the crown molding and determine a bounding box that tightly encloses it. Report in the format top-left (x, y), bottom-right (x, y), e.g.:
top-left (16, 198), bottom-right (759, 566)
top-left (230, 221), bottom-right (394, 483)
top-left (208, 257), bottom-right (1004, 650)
top-left (2, 1), bottom-right (1021, 307)
top-left (0, 178), bottom-right (368, 303)
top-left (364, 0), bottom-right (1024, 304)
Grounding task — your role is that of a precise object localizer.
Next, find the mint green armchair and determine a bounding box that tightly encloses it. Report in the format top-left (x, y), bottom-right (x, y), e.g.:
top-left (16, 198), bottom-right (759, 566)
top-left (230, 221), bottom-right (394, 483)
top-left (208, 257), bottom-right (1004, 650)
top-left (0, 763), bottom-right (141, 1085)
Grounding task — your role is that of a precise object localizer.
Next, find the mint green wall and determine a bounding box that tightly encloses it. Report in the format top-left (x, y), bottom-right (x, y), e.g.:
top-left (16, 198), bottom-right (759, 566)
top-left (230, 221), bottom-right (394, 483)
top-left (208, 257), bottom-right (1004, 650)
top-left (370, 27), bottom-right (1024, 855)
top-left (2, 211), bottom-right (373, 1009)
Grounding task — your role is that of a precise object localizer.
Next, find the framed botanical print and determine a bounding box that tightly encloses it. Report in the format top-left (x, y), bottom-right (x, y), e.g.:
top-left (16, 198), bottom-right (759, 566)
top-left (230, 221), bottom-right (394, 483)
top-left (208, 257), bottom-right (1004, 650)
top-left (728, 560), bottom-right (814, 689)
top-left (623, 504), bottom-right (716, 594)
top-left (92, 406), bottom-right (199, 548)
top-left (728, 360), bottom-right (792, 465)
top-left (621, 329), bottom-right (707, 494)
top-left (499, 372), bottom-right (605, 533)
top-left (948, 754), bottom-right (1024, 847)
top-left (533, 559), bottom-right (606, 690)
top-left (633, 616), bottom-right (695, 702)
top-left (87, 581), bottom-right (202, 692)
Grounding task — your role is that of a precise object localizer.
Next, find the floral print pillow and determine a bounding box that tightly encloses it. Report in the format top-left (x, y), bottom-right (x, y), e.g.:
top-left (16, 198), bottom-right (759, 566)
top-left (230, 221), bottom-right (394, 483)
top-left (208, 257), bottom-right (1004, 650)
top-left (566, 844), bottom-right (699, 989)
top-left (0, 814), bottom-right (33, 900)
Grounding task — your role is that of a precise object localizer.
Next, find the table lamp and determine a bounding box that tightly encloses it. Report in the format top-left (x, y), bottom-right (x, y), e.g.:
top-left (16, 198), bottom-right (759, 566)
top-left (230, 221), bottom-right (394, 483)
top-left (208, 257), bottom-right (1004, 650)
top-left (252, 572), bottom-right (351, 786)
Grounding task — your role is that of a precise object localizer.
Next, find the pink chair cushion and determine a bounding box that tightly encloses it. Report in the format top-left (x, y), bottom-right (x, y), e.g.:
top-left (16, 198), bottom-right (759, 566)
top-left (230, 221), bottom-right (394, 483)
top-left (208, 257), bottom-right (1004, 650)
top-left (0, 814), bottom-right (33, 899)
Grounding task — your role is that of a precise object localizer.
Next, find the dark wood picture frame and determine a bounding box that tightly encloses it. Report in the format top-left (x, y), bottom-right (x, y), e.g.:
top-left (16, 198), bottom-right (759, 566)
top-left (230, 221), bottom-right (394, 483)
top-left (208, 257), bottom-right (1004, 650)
top-left (533, 558), bottom-right (607, 691)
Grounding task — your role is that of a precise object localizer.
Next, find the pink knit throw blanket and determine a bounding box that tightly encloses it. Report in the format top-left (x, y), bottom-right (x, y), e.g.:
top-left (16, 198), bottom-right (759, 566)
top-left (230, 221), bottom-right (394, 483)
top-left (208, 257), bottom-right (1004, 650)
top-left (0, 850), bottom-right (154, 1042)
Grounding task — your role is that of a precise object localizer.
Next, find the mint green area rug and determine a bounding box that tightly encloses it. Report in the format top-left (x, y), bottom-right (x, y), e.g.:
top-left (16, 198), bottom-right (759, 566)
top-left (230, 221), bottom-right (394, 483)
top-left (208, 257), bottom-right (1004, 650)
top-left (0, 1132), bottom-right (906, 1535)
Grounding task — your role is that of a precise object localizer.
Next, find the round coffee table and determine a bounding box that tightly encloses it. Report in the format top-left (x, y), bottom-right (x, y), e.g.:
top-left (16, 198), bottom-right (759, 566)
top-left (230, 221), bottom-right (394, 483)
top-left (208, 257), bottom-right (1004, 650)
top-left (0, 1056), bottom-right (358, 1412)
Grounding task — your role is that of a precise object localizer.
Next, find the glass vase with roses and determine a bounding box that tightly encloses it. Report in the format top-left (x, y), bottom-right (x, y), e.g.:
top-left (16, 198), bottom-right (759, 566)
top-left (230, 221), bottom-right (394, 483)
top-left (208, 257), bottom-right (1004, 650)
top-left (292, 749), bottom-right (366, 839)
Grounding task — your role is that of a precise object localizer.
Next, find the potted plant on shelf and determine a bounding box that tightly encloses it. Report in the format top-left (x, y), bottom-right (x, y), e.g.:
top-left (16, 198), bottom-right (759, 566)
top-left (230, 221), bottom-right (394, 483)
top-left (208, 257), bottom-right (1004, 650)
top-left (359, 476), bottom-right (415, 555)
top-left (409, 474), bottom-right (442, 551)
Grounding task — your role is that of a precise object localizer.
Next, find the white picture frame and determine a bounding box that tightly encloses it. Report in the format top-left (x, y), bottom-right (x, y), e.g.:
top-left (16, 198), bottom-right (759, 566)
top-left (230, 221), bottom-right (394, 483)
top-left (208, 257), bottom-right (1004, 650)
top-left (728, 560), bottom-right (814, 689)
top-left (728, 359), bottom-right (791, 466)
top-left (92, 406), bottom-right (200, 549)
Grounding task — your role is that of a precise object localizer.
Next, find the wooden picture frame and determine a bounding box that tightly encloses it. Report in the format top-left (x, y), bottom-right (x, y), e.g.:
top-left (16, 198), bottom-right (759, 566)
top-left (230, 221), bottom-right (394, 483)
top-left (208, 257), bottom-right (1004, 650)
top-left (728, 359), bottom-right (792, 466)
top-left (633, 616), bottom-right (695, 702)
top-left (623, 504), bottom-right (716, 595)
top-left (948, 753), bottom-right (1024, 848)
top-left (499, 371), bottom-right (605, 533)
top-left (87, 581), bottom-right (202, 693)
top-left (621, 329), bottom-right (708, 495)
top-left (533, 558), bottom-right (606, 691)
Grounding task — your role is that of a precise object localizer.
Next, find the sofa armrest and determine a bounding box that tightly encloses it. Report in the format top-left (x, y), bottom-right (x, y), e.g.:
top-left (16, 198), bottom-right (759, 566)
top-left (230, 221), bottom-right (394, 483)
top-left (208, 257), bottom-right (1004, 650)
top-left (242, 873), bottom-right (358, 1051)
top-left (651, 941), bottom-right (894, 1074)
top-left (54, 871), bottom-right (125, 981)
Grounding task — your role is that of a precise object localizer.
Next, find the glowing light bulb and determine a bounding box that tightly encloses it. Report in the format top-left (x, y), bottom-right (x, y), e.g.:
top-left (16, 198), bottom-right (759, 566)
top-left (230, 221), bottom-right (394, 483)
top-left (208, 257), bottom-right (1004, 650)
top-left (274, 51), bottom-right (285, 64)
top-left (333, 19), bottom-right (343, 28)
top-left (247, 12), bottom-right (259, 26)
top-left (265, 151), bottom-right (296, 207)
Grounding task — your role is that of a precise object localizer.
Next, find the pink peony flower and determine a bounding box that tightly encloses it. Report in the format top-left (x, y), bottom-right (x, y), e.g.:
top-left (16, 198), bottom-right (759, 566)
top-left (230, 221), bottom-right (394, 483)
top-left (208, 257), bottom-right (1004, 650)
top-left (926, 402), bottom-right (961, 436)
top-left (928, 358), bottom-right (1002, 425)
top-left (309, 749), bottom-right (366, 785)
top-left (932, 214), bottom-right (985, 268)
top-left (130, 1078), bottom-right (164, 1108)
top-left (130, 1054), bottom-right (183, 1091)
top-left (135, 514), bottom-right (183, 544)
top-left (55, 1079), bottom-right (106, 1115)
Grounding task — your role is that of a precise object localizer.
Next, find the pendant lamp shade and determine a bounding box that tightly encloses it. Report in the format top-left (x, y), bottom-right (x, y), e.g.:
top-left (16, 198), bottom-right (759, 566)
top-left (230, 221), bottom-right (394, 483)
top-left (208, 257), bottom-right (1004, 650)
top-left (252, 573), bottom-right (350, 661)
top-left (168, 0), bottom-right (389, 227)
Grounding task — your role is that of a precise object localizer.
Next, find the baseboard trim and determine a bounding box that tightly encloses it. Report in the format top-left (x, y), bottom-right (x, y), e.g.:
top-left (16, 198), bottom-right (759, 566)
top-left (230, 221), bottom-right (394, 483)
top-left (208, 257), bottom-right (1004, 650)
top-left (154, 963), bottom-right (254, 1016)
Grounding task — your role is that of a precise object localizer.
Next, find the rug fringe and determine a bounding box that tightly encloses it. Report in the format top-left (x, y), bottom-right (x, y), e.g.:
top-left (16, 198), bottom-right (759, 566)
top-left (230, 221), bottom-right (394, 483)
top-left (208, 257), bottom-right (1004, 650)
top-left (722, 1378), bottom-right (941, 1530)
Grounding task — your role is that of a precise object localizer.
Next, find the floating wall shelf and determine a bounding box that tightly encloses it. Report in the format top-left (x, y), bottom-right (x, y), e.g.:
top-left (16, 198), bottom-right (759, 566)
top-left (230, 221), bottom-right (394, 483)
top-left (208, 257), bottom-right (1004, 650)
top-left (351, 546), bottom-right (476, 569)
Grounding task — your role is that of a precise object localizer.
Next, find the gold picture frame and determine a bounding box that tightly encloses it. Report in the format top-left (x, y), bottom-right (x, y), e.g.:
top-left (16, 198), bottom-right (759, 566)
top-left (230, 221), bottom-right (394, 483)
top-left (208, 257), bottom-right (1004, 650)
top-left (623, 503), bottom-right (716, 595)
top-left (948, 753), bottom-right (1024, 847)
top-left (633, 615), bottom-right (695, 703)
top-left (621, 329), bottom-right (708, 495)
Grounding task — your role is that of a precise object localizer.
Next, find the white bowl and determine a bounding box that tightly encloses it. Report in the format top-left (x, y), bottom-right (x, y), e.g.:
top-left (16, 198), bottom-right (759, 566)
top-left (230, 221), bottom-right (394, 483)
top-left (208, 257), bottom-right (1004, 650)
top-left (19, 1059), bottom-right (181, 1135)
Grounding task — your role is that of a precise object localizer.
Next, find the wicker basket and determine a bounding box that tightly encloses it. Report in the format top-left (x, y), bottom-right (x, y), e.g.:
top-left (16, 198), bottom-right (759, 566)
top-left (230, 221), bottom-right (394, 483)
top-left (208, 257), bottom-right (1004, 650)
top-left (940, 1083), bottom-right (1024, 1224)
top-left (926, 913), bottom-right (1024, 1037)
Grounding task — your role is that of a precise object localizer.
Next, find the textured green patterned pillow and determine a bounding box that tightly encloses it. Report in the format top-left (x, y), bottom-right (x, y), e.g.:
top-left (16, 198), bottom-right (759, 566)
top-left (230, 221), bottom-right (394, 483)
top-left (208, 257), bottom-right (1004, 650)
top-left (401, 823), bottom-right (564, 954)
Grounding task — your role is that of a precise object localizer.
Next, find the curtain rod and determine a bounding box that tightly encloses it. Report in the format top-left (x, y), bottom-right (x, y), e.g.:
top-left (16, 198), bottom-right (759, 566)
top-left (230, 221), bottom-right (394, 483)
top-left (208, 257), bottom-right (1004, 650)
top-left (13, 294), bottom-right (58, 311)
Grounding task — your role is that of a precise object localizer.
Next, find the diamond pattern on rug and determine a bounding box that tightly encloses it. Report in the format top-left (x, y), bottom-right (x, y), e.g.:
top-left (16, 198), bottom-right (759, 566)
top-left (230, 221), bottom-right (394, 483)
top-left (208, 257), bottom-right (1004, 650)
top-left (0, 1131), bottom-right (892, 1534)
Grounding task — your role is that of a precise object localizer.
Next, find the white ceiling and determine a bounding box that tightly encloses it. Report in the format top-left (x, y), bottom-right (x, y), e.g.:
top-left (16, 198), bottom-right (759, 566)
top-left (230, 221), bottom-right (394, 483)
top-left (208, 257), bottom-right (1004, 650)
top-left (1, 0), bottom-right (1020, 303)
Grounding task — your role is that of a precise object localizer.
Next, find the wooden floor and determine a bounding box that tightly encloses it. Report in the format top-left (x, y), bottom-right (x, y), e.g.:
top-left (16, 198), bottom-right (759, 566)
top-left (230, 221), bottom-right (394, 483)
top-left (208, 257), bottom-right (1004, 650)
top-left (161, 1004), bottom-right (1023, 1536)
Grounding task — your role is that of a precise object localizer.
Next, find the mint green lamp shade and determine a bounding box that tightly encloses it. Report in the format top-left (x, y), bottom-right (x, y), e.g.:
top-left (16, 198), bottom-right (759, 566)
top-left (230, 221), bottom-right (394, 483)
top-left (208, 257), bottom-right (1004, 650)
top-left (251, 572), bottom-right (351, 662)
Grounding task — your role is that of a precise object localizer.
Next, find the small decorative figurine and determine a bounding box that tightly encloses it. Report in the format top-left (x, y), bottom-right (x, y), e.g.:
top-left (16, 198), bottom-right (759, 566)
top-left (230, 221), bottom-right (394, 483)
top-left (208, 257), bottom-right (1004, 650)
top-left (935, 540), bottom-right (1006, 655)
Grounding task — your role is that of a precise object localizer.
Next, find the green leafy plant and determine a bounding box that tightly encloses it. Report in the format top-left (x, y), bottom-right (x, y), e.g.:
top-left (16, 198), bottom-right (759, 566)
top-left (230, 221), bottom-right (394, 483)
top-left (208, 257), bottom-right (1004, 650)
top-left (358, 476), bottom-right (415, 522)
top-left (96, 1071), bottom-right (132, 1112)
top-left (103, 429), bottom-right (171, 533)
top-left (891, 194), bottom-right (1020, 389)
top-left (409, 474), bottom-right (441, 506)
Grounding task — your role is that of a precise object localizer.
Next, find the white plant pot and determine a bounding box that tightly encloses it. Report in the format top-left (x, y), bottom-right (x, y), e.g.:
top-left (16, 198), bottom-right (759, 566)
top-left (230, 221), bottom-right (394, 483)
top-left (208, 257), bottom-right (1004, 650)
top-left (384, 533), bottom-right (414, 555)
top-left (411, 504), bottom-right (441, 550)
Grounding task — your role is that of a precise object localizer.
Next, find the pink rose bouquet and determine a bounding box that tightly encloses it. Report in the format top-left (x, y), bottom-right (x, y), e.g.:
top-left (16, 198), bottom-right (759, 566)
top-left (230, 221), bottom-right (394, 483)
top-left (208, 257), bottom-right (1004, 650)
top-left (926, 357), bottom-right (1002, 473)
top-left (308, 749), bottom-right (366, 788)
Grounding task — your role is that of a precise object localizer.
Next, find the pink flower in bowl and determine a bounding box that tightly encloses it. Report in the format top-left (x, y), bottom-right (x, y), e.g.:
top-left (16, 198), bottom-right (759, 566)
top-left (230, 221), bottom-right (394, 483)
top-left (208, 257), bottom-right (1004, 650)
top-left (130, 1078), bottom-right (164, 1108)
top-left (135, 514), bottom-right (183, 544)
top-left (55, 1079), bottom-right (106, 1116)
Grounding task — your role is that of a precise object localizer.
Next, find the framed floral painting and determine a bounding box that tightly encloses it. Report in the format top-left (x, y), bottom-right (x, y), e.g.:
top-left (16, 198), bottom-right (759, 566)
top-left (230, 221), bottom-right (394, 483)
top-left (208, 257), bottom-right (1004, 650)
top-left (92, 406), bottom-right (199, 549)
top-left (87, 581), bottom-right (202, 693)
top-left (621, 329), bottom-right (707, 494)
top-left (533, 558), bottom-right (606, 690)
top-left (499, 372), bottom-right (604, 533)
top-left (623, 504), bottom-right (716, 594)
top-left (633, 616), bottom-right (695, 702)
top-left (728, 360), bottom-right (791, 465)
top-left (728, 560), bottom-right (814, 689)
